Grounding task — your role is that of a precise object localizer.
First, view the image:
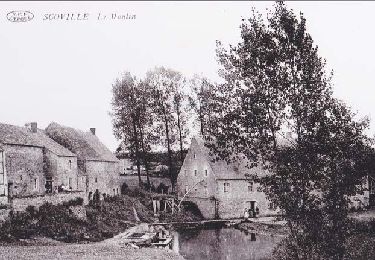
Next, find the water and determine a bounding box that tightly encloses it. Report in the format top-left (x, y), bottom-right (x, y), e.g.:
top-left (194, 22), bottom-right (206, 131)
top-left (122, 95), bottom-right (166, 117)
top-left (173, 227), bottom-right (282, 260)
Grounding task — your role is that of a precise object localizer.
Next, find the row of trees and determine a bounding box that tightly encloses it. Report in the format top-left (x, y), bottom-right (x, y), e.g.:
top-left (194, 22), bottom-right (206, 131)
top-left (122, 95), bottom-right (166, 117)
top-left (111, 68), bottom-right (215, 190)
top-left (206, 2), bottom-right (374, 260)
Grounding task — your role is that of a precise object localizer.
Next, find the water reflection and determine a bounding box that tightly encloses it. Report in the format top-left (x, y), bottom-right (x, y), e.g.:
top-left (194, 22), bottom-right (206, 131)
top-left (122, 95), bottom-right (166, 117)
top-left (173, 227), bottom-right (281, 260)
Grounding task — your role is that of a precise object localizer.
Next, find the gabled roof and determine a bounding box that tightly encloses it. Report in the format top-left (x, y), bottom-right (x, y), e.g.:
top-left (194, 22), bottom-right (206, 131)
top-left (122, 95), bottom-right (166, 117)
top-left (0, 123), bottom-right (76, 157)
top-left (45, 122), bottom-right (118, 162)
top-left (189, 136), bottom-right (273, 180)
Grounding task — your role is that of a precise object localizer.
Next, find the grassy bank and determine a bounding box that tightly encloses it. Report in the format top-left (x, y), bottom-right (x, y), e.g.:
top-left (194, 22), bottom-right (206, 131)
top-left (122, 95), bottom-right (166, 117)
top-left (0, 187), bottom-right (202, 244)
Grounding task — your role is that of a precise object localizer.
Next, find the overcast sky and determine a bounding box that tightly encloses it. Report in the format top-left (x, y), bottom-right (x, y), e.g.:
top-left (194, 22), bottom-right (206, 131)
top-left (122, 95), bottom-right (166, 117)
top-left (1, 1), bottom-right (375, 151)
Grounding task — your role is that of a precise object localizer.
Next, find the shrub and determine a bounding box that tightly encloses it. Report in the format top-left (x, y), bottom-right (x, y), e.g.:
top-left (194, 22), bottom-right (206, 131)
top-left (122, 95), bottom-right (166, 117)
top-left (62, 197), bottom-right (84, 207)
top-left (121, 182), bottom-right (128, 194)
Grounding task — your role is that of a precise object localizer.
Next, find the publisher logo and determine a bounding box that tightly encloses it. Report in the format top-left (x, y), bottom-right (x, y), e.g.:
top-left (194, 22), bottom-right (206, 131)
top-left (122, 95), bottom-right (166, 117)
top-left (7, 11), bottom-right (34, 22)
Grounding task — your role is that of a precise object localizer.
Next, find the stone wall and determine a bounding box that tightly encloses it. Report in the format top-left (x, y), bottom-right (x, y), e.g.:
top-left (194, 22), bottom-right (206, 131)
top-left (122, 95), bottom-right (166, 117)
top-left (177, 138), bottom-right (216, 200)
top-left (11, 191), bottom-right (87, 212)
top-left (85, 160), bottom-right (121, 199)
top-left (44, 150), bottom-right (80, 192)
top-left (4, 144), bottom-right (45, 197)
top-left (185, 197), bottom-right (216, 219)
top-left (216, 179), bottom-right (278, 219)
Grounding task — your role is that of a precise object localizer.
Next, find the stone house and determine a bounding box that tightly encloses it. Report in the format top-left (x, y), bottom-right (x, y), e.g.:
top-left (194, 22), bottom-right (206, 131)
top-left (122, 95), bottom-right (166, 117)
top-left (118, 157), bottom-right (133, 175)
top-left (0, 122), bottom-right (83, 200)
top-left (178, 136), bottom-right (372, 219)
top-left (46, 122), bottom-right (121, 201)
top-left (177, 137), bottom-right (278, 219)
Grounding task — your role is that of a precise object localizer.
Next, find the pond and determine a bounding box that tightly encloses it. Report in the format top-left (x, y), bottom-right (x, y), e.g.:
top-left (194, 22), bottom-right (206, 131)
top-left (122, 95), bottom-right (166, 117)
top-left (172, 226), bottom-right (282, 260)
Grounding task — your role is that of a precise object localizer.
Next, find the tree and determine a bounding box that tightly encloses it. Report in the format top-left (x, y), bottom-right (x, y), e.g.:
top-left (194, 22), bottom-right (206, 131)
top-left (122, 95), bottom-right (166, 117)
top-left (189, 75), bottom-right (216, 136)
top-left (171, 75), bottom-right (191, 165)
top-left (111, 72), bottom-right (151, 187)
top-left (145, 67), bottom-right (181, 191)
top-left (212, 2), bottom-right (374, 259)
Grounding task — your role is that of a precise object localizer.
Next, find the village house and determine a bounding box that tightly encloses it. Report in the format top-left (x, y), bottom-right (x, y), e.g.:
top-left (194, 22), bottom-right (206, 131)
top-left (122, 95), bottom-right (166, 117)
top-left (0, 122), bottom-right (86, 211)
top-left (178, 136), bottom-right (372, 219)
top-left (117, 154), bottom-right (133, 175)
top-left (177, 137), bottom-right (278, 219)
top-left (46, 122), bottom-right (121, 201)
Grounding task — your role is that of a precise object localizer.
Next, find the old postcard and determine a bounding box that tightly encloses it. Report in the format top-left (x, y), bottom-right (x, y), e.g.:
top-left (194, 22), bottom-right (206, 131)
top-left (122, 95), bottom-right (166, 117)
top-left (0, 1), bottom-right (375, 260)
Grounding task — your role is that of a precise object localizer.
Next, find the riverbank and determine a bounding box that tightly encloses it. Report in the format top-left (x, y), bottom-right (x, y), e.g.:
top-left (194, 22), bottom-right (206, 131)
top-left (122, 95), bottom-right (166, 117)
top-left (0, 222), bottom-right (184, 260)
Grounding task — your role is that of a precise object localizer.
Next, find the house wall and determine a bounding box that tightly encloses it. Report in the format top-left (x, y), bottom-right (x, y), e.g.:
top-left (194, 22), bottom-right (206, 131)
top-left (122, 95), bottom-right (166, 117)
top-left (177, 138), bottom-right (217, 218)
top-left (0, 149), bottom-right (8, 205)
top-left (119, 158), bottom-right (133, 175)
top-left (85, 160), bottom-right (121, 199)
top-left (216, 179), bottom-right (277, 219)
top-left (44, 150), bottom-right (80, 192)
top-left (4, 145), bottom-right (45, 197)
top-left (177, 138), bottom-right (216, 199)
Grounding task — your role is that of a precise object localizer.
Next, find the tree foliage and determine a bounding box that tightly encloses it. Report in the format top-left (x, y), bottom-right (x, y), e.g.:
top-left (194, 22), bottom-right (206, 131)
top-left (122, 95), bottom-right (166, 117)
top-left (211, 2), bottom-right (375, 259)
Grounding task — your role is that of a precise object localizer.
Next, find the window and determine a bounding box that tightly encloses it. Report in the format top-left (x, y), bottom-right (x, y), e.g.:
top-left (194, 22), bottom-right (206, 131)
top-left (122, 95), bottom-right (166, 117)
top-left (224, 182), bottom-right (230, 193)
top-left (194, 170), bottom-right (197, 176)
top-left (248, 182), bottom-right (253, 192)
top-left (193, 153), bottom-right (196, 159)
top-left (95, 177), bottom-right (98, 183)
top-left (68, 178), bottom-right (72, 189)
top-left (20, 175), bottom-right (23, 181)
top-left (205, 170), bottom-right (208, 177)
top-left (69, 160), bottom-right (72, 169)
top-left (34, 177), bottom-right (39, 191)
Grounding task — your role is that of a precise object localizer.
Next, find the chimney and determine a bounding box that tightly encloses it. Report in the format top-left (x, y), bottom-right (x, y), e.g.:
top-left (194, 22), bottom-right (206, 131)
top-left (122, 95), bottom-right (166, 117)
top-left (26, 122), bottom-right (38, 133)
top-left (90, 128), bottom-right (96, 135)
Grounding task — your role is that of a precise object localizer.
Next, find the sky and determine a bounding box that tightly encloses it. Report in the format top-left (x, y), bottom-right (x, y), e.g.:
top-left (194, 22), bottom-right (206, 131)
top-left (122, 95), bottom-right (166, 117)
top-left (1, 1), bottom-right (375, 151)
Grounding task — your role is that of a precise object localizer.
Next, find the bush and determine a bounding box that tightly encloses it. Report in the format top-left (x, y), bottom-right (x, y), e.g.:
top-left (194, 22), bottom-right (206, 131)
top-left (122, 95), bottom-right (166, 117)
top-left (62, 197), bottom-right (84, 207)
top-left (121, 182), bottom-right (128, 194)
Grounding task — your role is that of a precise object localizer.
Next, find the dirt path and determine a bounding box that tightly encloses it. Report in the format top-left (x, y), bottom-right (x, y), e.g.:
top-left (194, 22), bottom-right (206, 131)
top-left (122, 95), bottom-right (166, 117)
top-left (0, 224), bottom-right (184, 260)
top-left (0, 243), bottom-right (184, 260)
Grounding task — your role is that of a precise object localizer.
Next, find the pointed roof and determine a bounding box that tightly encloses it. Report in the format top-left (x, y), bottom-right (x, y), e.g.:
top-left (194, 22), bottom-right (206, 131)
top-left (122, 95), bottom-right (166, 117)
top-left (45, 122), bottom-right (118, 162)
top-left (189, 136), bottom-right (272, 180)
top-left (0, 123), bottom-right (76, 157)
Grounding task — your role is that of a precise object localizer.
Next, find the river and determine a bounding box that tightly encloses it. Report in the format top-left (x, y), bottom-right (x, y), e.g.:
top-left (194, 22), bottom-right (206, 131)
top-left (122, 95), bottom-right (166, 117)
top-left (172, 226), bottom-right (282, 260)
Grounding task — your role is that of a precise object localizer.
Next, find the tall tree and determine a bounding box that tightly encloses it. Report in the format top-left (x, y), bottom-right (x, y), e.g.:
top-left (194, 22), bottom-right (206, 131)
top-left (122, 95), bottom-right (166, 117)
top-left (212, 2), bottom-right (374, 259)
top-left (171, 76), bottom-right (191, 165)
top-left (189, 75), bottom-right (216, 136)
top-left (111, 72), bottom-right (150, 187)
top-left (145, 67), bottom-right (180, 191)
